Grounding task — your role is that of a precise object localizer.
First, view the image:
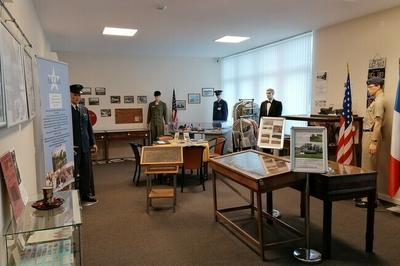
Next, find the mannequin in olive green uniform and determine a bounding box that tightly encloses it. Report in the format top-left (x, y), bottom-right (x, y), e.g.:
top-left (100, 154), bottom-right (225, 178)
top-left (147, 91), bottom-right (167, 141)
top-left (356, 76), bottom-right (385, 208)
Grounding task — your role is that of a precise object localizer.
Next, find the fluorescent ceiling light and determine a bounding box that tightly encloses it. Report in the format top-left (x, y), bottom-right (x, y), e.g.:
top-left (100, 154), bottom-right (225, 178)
top-left (215, 35), bottom-right (250, 43)
top-left (102, 27), bottom-right (137, 37)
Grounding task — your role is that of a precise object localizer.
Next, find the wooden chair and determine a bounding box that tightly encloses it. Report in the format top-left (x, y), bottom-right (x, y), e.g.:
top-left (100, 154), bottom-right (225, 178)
top-left (129, 142), bottom-right (142, 185)
top-left (181, 146), bottom-right (205, 192)
top-left (209, 136), bottom-right (226, 158)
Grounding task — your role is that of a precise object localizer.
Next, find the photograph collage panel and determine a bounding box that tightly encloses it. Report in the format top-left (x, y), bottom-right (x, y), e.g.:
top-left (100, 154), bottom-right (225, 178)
top-left (257, 117), bottom-right (285, 149)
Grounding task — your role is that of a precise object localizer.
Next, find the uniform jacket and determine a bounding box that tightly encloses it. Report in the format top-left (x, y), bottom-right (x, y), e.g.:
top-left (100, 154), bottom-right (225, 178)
top-left (71, 105), bottom-right (95, 153)
top-left (213, 99), bottom-right (228, 121)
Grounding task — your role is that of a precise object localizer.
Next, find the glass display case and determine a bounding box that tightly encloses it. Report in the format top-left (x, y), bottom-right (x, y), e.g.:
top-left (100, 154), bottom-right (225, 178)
top-left (3, 190), bottom-right (82, 265)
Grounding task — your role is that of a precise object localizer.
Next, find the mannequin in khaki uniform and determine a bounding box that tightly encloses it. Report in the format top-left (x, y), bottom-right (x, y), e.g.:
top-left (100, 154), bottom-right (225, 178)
top-left (356, 76), bottom-right (385, 207)
top-left (147, 91), bottom-right (167, 141)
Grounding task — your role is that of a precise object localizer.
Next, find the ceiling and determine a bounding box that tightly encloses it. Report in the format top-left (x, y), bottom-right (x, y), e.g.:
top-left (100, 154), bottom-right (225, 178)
top-left (32, 0), bottom-right (400, 58)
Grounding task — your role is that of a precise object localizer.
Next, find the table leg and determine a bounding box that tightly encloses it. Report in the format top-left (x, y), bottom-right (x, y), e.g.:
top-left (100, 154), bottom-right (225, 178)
top-left (213, 170), bottom-right (218, 222)
top-left (322, 200), bottom-right (332, 259)
top-left (266, 192), bottom-right (273, 224)
top-left (256, 191), bottom-right (265, 261)
top-left (366, 191), bottom-right (375, 253)
top-left (250, 190), bottom-right (254, 216)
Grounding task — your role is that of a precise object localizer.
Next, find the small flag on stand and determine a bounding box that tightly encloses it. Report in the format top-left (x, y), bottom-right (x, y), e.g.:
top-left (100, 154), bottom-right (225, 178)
top-left (388, 78), bottom-right (400, 197)
top-left (172, 89), bottom-right (178, 129)
top-left (337, 65), bottom-right (356, 165)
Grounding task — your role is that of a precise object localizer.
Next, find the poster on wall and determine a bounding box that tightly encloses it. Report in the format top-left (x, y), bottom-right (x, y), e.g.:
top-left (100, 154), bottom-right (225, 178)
top-left (367, 57), bottom-right (386, 107)
top-left (0, 60), bottom-right (5, 128)
top-left (314, 71), bottom-right (328, 112)
top-left (23, 50), bottom-right (37, 118)
top-left (0, 23), bottom-right (28, 127)
top-left (36, 57), bottom-right (74, 191)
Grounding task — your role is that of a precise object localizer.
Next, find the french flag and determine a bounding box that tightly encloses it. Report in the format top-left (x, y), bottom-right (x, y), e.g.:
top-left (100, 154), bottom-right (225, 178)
top-left (389, 78), bottom-right (400, 197)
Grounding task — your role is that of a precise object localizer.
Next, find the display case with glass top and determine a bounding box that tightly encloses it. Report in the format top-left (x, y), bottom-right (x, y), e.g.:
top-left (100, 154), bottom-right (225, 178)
top-left (209, 150), bottom-right (305, 261)
top-left (3, 190), bottom-right (82, 265)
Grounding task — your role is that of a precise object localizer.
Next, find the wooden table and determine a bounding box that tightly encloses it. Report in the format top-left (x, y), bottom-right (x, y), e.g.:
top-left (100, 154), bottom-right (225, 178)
top-left (292, 161), bottom-right (377, 259)
top-left (283, 115), bottom-right (363, 166)
top-left (209, 150), bottom-right (305, 261)
top-left (94, 129), bottom-right (150, 161)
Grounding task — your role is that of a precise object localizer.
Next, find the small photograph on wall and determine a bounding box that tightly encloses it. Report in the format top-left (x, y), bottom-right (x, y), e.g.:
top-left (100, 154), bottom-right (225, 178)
top-left (202, 88), bottom-right (214, 97)
top-left (81, 87), bottom-right (92, 95)
top-left (101, 109), bottom-right (111, 117)
top-left (137, 96), bottom-right (147, 104)
top-left (79, 98), bottom-right (85, 106)
top-left (188, 93), bottom-right (201, 104)
top-left (88, 97), bottom-right (99, 105)
top-left (95, 87), bottom-right (106, 95)
top-left (176, 100), bottom-right (186, 110)
top-left (110, 96), bottom-right (121, 104)
top-left (124, 96), bottom-right (134, 104)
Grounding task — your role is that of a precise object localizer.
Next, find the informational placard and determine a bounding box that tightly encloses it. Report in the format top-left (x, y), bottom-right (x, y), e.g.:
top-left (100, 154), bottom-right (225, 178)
top-left (36, 57), bottom-right (74, 191)
top-left (0, 23), bottom-right (28, 127)
top-left (290, 127), bottom-right (328, 173)
top-left (257, 117), bottom-right (285, 149)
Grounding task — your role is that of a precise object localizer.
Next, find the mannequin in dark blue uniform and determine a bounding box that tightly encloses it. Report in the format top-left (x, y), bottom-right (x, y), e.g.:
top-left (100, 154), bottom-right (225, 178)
top-left (213, 90), bottom-right (228, 127)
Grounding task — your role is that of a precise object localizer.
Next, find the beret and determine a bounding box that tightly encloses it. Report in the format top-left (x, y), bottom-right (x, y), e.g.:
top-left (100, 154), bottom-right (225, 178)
top-left (154, 91), bottom-right (161, 96)
top-left (366, 77), bottom-right (384, 86)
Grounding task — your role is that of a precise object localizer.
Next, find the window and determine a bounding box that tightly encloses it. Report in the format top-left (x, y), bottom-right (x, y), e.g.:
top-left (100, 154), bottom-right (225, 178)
top-left (222, 32), bottom-right (313, 131)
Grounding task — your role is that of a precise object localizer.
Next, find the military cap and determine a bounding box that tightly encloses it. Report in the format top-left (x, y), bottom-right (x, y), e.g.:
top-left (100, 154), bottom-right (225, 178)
top-left (366, 76), bottom-right (384, 86)
top-left (70, 84), bottom-right (83, 94)
top-left (154, 91), bottom-right (161, 96)
top-left (214, 90), bottom-right (223, 96)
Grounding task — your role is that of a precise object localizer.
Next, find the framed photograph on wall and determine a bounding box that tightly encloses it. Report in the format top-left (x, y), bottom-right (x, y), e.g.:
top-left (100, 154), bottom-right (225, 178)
top-left (124, 96), bottom-right (134, 104)
top-left (257, 117), bottom-right (286, 149)
top-left (95, 87), bottom-right (106, 95)
top-left (290, 126), bottom-right (328, 173)
top-left (100, 109), bottom-right (111, 117)
top-left (79, 98), bottom-right (85, 106)
top-left (23, 50), bottom-right (36, 119)
top-left (81, 87), bottom-right (92, 95)
top-left (202, 88), bottom-right (214, 97)
top-left (176, 100), bottom-right (186, 110)
top-left (188, 93), bottom-right (201, 104)
top-left (110, 96), bottom-right (121, 104)
top-left (137, 96), bottom-right (147, 104)
top-left (88, 97), bottom-right (99, 105)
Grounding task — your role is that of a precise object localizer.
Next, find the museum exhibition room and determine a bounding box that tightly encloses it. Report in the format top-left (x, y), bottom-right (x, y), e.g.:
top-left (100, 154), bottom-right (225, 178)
top-left (2, 0), bottom-right (400, 265)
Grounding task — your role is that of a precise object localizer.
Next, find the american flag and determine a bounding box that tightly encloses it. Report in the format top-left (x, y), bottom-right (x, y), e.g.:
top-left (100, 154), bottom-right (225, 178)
top-left (172, 89), bottom-right (178, 129)
top-left (337, 68), bottom-right (356, 165)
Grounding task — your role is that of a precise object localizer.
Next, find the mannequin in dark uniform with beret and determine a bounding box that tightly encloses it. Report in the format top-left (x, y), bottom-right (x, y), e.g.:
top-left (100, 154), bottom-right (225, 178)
top-left (70, 84), bottom-right (98, 204)
top-left (213, 90), bottom-right (228, 127)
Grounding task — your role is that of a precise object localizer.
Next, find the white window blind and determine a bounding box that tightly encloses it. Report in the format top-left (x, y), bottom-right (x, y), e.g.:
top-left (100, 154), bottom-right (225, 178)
top-left (222, 32), bottom-right (313, 131)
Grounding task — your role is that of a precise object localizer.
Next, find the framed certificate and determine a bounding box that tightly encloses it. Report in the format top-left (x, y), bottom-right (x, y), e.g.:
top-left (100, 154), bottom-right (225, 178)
top-left (290, 126), bottom-right (328, 173)
top-left (257, 117), bottom-right (285, 149)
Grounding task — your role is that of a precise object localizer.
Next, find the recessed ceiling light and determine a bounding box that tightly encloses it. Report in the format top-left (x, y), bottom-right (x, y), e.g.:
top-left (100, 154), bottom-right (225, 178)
top-left (102, 27), bottom-right (137, 37)
top-left (215, 36), bottom-right (250, 43)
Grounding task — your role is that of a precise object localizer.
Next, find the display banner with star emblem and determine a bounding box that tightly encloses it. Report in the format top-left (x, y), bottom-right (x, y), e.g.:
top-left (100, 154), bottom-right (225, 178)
top-left (36, 57), bottom-right (74, 191)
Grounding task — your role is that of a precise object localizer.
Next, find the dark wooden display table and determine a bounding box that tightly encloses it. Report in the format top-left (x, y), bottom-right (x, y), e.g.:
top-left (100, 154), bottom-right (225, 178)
top-left (94, 129), bottom-right (150, 161)
top-left (294, 161), bottom-right (377, 259)
top-left (210, 150), bottom-right (305, 261)
top-left (283, 115), bottom-right (363, 166)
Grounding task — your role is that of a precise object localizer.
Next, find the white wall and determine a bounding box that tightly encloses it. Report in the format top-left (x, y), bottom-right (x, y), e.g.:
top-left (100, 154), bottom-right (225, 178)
top-left (313, 6), bottom-right (400, 202)
top-left (0, 0), bottom-right (57, 263)
top-left (58, 52), bottom-right (221, 158)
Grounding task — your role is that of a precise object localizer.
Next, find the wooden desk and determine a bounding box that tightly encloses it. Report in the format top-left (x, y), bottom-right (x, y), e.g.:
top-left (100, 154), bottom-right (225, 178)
top-left (293, 161), bottom-right (376, 259)
top-left (94, 129), bottom-right (150, 161)
top-left (283, 115), bottom-right (363, 166)
top-left (209, 150), bottom-right (304, 261)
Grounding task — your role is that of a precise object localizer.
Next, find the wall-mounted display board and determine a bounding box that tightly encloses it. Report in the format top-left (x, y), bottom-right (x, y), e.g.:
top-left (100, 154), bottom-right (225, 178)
top-left (0, 58), bottom-right (5, 128)
top-left (23, 49), bottom-right (36, 118)
top-left (0, 23), bottom-right (28, 127)
top-left (115, 108), bottom-right (143, 124)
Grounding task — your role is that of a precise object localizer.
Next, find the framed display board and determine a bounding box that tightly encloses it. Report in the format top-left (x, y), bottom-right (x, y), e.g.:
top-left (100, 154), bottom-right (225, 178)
top-left (115, 108), bottom-right (143, 124)
top-left (290, 126), bottom-right (328, 173)
top-left (140, 146), bottom-right (183, 166)
top-left (23, 50), bottom-right (36, 118)
top-left (257, 117), bottom-right (285, 149)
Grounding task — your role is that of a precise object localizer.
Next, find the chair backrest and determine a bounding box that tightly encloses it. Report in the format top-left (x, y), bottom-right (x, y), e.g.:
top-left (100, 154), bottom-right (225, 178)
top-left (129, 142), bottom-right (141, 162)
top-left (183, 146), bottom-right (204, 169)
top-left (158, 135), bottom-right (174, 141)
top-left (214, 137), bottom-right (226, 156)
